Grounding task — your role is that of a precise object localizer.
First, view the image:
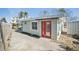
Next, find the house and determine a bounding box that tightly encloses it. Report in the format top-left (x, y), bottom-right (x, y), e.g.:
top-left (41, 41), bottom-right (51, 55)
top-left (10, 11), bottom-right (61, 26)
top-left (21, 16), bottom-right (62, 40)
top-left (67, 17), bottom-right (79, 37)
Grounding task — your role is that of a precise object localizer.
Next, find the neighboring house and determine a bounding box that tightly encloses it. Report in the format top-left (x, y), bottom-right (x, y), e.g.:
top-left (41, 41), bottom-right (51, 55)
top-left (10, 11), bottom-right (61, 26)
top-left (21, 16), bottom-right (62, 40)
top-left (67, 17), bottom-right (79, 36)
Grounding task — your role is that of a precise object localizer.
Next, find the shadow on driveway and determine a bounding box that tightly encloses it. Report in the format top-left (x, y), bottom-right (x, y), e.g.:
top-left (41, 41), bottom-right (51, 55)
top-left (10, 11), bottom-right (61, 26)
top-left (15, 29), bottom-right (40, 39)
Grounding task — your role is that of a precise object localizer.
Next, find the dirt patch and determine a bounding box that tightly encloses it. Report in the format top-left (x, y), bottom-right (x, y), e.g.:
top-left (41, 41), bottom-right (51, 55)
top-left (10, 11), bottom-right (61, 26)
top-left (58, 33), bottom-right (79, 51)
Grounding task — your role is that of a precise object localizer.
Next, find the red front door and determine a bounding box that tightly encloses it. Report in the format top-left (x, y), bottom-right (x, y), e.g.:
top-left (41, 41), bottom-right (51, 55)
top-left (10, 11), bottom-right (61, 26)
top-left (42, 21), bottom-right (51, 38)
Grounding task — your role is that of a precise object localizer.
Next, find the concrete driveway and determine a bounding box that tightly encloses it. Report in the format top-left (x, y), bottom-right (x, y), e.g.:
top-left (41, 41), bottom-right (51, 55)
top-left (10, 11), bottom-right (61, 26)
top-left (9, 31), bottom-right (65, 51)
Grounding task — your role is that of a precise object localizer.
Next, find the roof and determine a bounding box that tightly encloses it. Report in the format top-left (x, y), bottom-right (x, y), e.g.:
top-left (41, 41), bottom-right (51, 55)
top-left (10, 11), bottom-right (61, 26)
top-left (20, 18), bottom-right (35, 22)
top-left (70, 20), bottom-right (79, 22)
top-left (35, 15), bottom-right (59, 20)
top-left (69, 17), bottom-right (79, 22)
top-left (20, 15), bottom-right (60, 22)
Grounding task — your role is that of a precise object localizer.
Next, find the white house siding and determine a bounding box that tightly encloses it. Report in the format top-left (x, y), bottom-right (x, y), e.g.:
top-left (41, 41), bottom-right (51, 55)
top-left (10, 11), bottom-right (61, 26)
top-left (67, 22), bottom-right (75, 35)
top-left (22, 21), bottom-right (31, 33)
top-left (67, 21), bottom-right (79, 36)
top-left (22, 20), bottom-right (41, 36)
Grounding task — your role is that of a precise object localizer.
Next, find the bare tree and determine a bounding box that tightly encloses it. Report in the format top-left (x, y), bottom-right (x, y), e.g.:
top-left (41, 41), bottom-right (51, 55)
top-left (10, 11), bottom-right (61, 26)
top-left (0, 17), bottom-right (7, 23)
top-left (57, 8), bottom-right (71, 17)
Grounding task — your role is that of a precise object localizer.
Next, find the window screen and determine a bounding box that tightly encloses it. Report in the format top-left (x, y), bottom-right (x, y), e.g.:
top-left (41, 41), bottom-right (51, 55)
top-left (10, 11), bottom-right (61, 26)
top-left (24, 21), bottom-right (27, 24)
top-left (46, 22), bottom-right (50, 32)
top-left (32, 22), bottom-right (37, 30)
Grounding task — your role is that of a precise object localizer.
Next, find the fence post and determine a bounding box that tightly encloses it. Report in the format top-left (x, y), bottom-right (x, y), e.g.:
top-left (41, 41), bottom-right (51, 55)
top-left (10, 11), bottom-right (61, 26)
top-left (0, 22), bottom-right (12, 51)
top-left (0, 22), bottom-right (5, 50)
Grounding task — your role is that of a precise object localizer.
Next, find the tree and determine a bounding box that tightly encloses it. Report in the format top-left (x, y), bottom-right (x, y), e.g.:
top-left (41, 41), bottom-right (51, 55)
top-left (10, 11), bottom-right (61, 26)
top-left (24, 12), bottom-right (28, 17)
top-left (39, 10), bottom-right (49, 17)
top-left (57, 8), bottom-right (71, 17)
top-left (18, 11), bottom-right (28, 19)
top-left (1, 17), bottom-right (7, 23)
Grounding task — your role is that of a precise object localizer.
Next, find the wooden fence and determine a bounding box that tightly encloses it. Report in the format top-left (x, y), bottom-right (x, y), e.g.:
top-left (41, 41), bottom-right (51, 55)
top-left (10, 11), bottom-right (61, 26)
top-left (0, 22), bottom-right (12, 51)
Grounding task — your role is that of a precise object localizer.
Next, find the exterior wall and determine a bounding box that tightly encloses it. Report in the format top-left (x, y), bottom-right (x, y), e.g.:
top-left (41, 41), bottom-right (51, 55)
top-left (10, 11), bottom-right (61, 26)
top-left (22, 21), bottom-right (31, 33)
top-left (40, 19), bottom-right (57, 40)
top-left (22, 20), bottom-right (41, 36)
top-left (22, 19), bottom-right (61, 40)
top-left (67, 21), bottom-right (79, 35)
top-left (51, 19), bottom-right (57, 40)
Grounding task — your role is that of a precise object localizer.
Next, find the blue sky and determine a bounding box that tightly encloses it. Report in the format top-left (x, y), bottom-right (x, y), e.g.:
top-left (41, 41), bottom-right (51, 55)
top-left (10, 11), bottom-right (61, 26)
top-left (0, 8), bottom-right (79, 22)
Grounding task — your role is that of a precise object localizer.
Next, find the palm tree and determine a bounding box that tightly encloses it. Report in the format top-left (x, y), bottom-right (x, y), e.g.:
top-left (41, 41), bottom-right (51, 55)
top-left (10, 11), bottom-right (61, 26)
top-left (39, 10), bottom-right (49, 17)
top-left (24, 12), bottom-right (28, 17)
top-left (18, 11), bottom-right (28, 19)
top-left (18, 11), bottom-right (23, 18)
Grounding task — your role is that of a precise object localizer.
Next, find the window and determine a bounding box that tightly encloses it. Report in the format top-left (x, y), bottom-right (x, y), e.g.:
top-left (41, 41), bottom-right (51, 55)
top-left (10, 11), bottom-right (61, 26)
top-left (24, 21), bottom-right (27, 24)
top-left (32, 22), bottom-right (37, 30)
top-left (46, 22), bottom-right (50, 32)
